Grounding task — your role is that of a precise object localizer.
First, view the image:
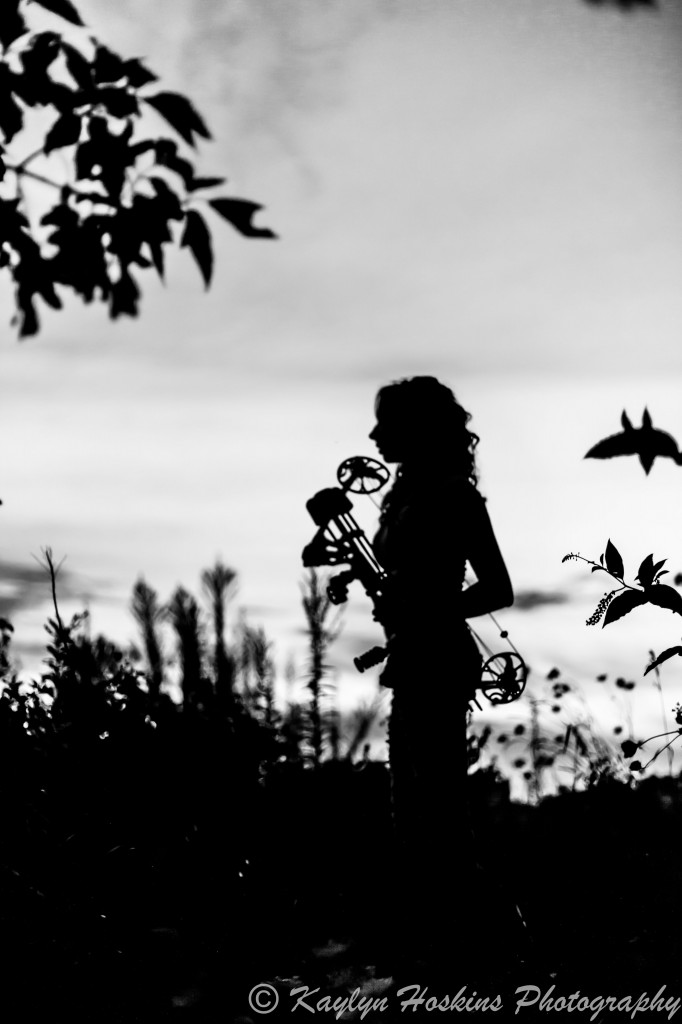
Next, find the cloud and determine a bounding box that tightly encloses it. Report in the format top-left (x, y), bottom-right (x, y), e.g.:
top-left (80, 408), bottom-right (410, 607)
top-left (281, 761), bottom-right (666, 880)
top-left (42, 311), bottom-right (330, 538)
top-left (78, 0), bottom-right (391, 190)
top-left (333, 629), bottom-right (386, 664)
top-left (0, 557), bottom-right (83, 621)
top-left (512, 589), bottom-right (569, 611)
top-left (240, 603), bottom-right (288, 620)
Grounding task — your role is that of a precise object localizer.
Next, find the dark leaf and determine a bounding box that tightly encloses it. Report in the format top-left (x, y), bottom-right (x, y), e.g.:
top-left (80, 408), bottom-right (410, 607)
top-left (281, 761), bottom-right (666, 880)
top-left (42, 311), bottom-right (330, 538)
top-left (40, 281), bottom-right (62, 310)
top-left (31, 0), bottom-right (84, 26)
top-left (208, 198), bottom-right (277, 238)
top-left (181, 209), bottom-right (213, 288)
top-left (12, 245), bottom-right (62, 339)
top-left (652, 558), bottom-right (667, 575)
top-left (0, 152), bottom-right (5, 183)
top-left (154, 140), bottom-right (195, 186)
top-left (106, 209), bottom-right (149, 268)
top-left (93, 44), bottom-right (126, 84)
top-left (15, 34), bottom-right (73, 109)
top-left (41, 202), bottom-right (76, 231)
top-left (0, 198), bottom-right (30, 243)
top-left (131, 193), bottom-right (171, 280)
top-left (629, 761), bottom-right (642, 773)
top-left (0, 73), bottom-right (24, 143)
top-left (78, 116), bottom-right (131, 199)
top-left (123, 59), bottom-right (158, 89)
top-left (43, 81), bottom-right (76, 114)
top-left (75, 139), bottom-right (96, 181)
top-left (44, 111), bottom-right (81, 152)
top-left (604, 539), bottom-right (624, 578)
top-left (646, 585), bottom-right (682, 616)
top-left (48, 213), bottom-right (111, 302)
top-left (602, 589), bottom-right (647, 627)
top-left (187, 176), bottom-right (226, 192)
top-left (635, 554), bottom-right (656, 588)
top-left (144, 92), bottom-right (211, 147)
top-left (148, 241), bottom-right (164, 281)
top-left (20, 31), bottom-right (61, 79)
top-left (93, 86), bottom-right (138, 118)
top-left (23, 258), bottom-right (63, 311)
top-left (0, 4), bottom-right (27, 49)
top-left (129, 139), bottom-right (157, 160)
top-left (67, 86), bottom-right (94, 111)
top-left (8, 71), bottom-right (36, 109)
top-left (15, 289), bottom-right (39, 338)
top-left (149, 176), bottom-right (184, 220)
top-left (591, 566), bottom-right (607, 573)
top-left (132, 193), bottom-right (172, 243)
top-left (109, 268), bottom-right (139, 319)
top-left (644, 646), bottom-right (682, 676)
top-left (61, 42), bottom-right (92, 89)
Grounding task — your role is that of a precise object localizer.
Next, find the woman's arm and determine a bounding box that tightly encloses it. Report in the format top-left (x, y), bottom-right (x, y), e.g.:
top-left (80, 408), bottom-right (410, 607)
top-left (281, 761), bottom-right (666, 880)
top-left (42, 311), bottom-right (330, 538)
top-left (460, 494), bottom-right (514, 619)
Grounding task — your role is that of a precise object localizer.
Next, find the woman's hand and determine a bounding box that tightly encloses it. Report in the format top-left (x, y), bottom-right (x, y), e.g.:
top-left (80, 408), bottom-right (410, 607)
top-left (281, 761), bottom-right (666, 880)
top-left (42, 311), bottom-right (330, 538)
top-left (302, 530), bottom-right (354, 567)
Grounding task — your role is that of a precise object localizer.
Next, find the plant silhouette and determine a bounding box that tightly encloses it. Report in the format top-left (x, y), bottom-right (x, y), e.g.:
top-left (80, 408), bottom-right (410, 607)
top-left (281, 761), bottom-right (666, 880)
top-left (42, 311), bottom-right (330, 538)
top-left (563, 539), bottom-right (682, 775)
top-left (563, 539), bottom-right (682, 626)
top-left (584, 409), bottom-right (682, 475)
top-left (5, 545), bottom-right (682, 1012)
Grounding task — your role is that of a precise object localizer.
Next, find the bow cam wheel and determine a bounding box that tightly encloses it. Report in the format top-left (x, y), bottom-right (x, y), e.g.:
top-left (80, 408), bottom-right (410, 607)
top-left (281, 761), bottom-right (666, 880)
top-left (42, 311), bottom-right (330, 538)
top-left (337, 456), bottom-right (390, 494)
top-left (480, 652), bottom-right (527, 705)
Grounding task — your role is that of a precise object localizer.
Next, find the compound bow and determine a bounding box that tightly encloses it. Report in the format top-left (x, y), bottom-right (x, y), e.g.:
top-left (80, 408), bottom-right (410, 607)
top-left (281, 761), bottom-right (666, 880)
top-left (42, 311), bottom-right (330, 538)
top-left (302, 456), bottom-right (527, 707)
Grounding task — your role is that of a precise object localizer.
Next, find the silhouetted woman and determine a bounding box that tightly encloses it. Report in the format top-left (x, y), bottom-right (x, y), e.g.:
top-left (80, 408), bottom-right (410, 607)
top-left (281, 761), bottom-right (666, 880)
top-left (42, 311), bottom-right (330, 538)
top-left (368, 376), bottom-right (514, 972)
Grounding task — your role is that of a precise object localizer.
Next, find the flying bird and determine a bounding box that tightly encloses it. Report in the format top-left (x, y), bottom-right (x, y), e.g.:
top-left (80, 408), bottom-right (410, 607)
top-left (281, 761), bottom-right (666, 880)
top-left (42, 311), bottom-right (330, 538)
top-left (584, 409), bottom-right (682, 475)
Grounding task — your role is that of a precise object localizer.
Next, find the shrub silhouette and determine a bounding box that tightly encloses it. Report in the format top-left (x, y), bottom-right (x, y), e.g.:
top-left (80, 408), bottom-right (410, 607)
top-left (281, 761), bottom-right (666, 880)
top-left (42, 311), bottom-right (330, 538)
top-left (4, 541), bottom-right (682, 1015)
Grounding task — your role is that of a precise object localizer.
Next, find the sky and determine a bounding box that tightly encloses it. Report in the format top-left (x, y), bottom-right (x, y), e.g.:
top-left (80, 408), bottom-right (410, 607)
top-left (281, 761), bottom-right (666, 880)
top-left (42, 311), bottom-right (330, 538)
top-left (2, 0), bottom-right (682, 773)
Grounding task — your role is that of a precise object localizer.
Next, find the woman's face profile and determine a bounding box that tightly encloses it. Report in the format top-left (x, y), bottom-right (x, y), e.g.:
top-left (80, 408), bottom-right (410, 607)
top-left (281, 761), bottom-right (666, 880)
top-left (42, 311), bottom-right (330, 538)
top-left (369, 394), bottom-right (412, 464)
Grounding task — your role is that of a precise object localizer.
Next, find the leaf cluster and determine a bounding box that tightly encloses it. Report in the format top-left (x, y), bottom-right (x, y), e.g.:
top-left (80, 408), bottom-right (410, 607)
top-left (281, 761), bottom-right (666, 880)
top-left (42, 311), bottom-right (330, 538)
top-left (564, 539), bottom-right (682, 628)
top-left (1, 0), bottom-right (275, 337)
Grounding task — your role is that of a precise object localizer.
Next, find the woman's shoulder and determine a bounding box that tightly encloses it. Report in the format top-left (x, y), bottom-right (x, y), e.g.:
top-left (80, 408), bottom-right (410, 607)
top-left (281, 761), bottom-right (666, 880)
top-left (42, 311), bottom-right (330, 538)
top-left (381, 469), bottom-right (486, 520)
top-left (410, 476), bottom-right (487, 529)
top-left (441, 475), bottom-right (487, 507)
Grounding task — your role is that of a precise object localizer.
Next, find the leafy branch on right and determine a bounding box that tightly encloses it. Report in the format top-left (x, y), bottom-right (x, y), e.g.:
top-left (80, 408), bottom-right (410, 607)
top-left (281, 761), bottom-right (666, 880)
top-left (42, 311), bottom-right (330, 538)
top-left (562, 539), bottom-right (682, 627)
top-left (563, 539), bottom-right (682, 774)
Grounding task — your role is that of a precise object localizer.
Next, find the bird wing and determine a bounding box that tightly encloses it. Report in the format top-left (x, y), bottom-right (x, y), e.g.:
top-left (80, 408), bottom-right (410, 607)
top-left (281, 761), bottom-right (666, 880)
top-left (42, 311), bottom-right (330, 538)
top-left (638, 428), bottom-right (679, 468)
top-left (585, 430), bottom-right (638, 459)
top-left (647, 428), bottom-right (682, 460)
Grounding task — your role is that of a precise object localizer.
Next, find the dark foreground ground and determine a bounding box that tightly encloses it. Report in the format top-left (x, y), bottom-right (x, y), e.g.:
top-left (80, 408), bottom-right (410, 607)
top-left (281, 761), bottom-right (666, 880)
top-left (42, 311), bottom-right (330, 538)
top-left (3, 740), bottom-right (682, 1024)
